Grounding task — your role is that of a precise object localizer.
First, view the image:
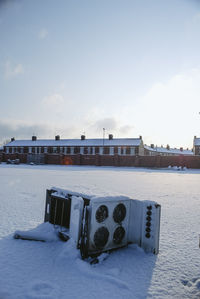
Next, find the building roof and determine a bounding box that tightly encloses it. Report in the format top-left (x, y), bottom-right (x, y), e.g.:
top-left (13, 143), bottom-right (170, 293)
top-left (194, 137), bottom-right (200, 146)
top-left (5, 138), bottom-right (142, 147)
top-left (144, 145), bottom-right (193, 155)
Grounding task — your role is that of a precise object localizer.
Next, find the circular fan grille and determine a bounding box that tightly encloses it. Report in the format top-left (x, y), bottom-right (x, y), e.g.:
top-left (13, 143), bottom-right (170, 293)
top-left (113, 203), bottom-right (126, 223)
top-left (94, 227), bottom-right (109, 249)
top-left (95, 205), bottom-right (109, 223)
top-left (113, 226), bottom-right (125, 245)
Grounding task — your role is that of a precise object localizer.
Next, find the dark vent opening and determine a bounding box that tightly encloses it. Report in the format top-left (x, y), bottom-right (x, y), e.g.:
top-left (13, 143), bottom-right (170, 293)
top-left (49, 196), bottom-right (71, 228)
top-left (113, 226), bottom-right (125, 245)
top-left (96, 205), bottom-right (109, 223)
top-left (113, 203), bottom-right (126, 223)
top-left (94, 227), bottom-right (109, 249)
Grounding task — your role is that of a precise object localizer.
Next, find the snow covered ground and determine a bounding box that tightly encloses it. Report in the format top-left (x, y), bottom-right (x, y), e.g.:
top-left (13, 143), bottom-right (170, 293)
top-left (0, 164), bottom-right (200, 299)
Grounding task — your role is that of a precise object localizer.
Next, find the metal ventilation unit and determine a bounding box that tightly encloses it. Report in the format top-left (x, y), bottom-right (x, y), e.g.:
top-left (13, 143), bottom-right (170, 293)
top-left (85, 197), bottom-right (130, 257)
top-left (44, 188), bottom-right (161, 259)
top-left (44, 189), bottom-right (72, 228)
top-left (128, 200), bottom-right (161, 254)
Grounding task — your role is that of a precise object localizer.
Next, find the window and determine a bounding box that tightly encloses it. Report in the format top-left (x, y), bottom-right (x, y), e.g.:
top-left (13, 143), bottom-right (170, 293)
top-left (24, 147), bottom-right (28, 154)
top-left (95, 147), bottom-right (99, 154)
top-left (88, 147), bottom-right (93, 155)
top-left (48, 147), bottom-right (53, 153)
top-left (67, 147), bottom-right (70, 154)
top-left (130, 147), bottom-right (135, 155)
top-left (103, 147), bottom-right (109, 155)
top-left (84, 147), bottom-right (88, 155)
top-left (74, 147), bottom-right (80, 154)
top-left (126, 147), bottom-right (130, 155)
top-left (114, 147), bottom-right (118, 154)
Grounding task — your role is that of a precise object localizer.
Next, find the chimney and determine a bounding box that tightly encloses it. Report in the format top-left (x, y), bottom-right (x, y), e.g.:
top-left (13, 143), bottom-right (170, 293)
top-left (109, 134), bottom-right (113, 140)
top-left (32, 136), bottom-right (37, 141)
top-left (11, 137), bottom-right (15, 142)
top-left (180, 147), bottom-right (183, 152)
top-left (166, 144), bottom-right (170, 150)
top-left (150, 144), bottom-right (154, 149)
top-left (81, 135), bottom-right (85, 140)
top-left (139, 135), bottom-right (142, 139)
top-left (55, 135), bottom-right (60, 141)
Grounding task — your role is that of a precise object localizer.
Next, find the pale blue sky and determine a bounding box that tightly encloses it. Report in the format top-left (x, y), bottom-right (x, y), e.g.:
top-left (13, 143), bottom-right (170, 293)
top-left (0, 0), bottom-right (200, 148)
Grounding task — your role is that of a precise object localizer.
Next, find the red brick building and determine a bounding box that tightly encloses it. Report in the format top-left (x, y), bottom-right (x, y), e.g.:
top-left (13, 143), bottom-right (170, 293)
top-left (3, 135), bottom-right (200, 168)
top-left (144, 144), bottom-right (193, 156)
top-left (4, 135), bottom-right (144, 164)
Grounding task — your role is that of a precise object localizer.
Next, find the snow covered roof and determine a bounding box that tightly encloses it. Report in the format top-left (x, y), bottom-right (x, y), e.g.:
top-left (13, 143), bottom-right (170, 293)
top-left (144, 145), bottom-right (193, 155)
top-left (194, 137), bottom-right (200, 146)
top-left (5, 138), bottom-right (142, 147)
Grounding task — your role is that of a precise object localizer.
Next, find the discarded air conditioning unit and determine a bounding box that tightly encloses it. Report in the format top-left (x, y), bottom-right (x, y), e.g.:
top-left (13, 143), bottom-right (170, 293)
top-left (44, 188), bottom-right (161, 258)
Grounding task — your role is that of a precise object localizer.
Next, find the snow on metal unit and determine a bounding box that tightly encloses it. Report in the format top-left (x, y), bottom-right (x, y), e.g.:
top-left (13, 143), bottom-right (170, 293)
top-left (69, 196), bottom-right (84, 247)
top-left (44, 188), bottom-right (161, 257)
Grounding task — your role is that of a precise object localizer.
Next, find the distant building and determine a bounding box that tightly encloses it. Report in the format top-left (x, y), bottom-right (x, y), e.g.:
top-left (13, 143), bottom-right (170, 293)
top-left (0, 146), bottom-right (3, 163)
top-left (4, 135), bottom-right (144, 158)
top-left (144, 144), bottom-right (193, 156)
top-left (193, 136), bottom-right (200, 155)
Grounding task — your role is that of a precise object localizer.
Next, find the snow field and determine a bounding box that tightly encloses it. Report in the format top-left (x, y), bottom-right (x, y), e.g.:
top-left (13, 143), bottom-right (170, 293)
top-left (0, 164), bottom-right (200, 299)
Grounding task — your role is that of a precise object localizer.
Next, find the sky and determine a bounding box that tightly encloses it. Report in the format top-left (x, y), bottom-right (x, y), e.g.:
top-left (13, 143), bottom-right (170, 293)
top-left (0, 0), bottom-right (200, 148)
